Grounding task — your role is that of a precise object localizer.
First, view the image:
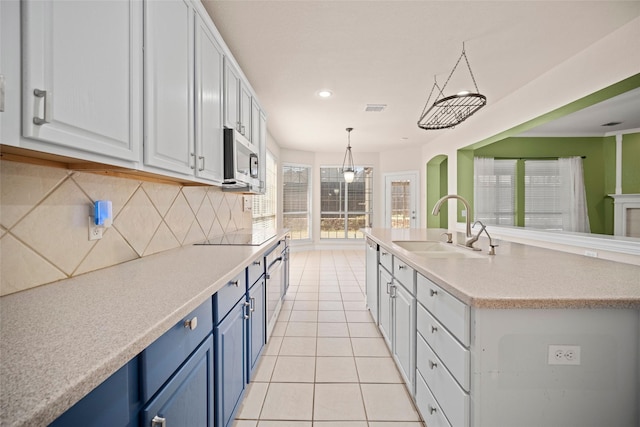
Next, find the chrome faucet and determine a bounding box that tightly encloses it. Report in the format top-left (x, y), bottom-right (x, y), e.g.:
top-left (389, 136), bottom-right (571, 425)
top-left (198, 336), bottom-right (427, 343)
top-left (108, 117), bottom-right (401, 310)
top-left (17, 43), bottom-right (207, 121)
top-left (432, 194), bottom-right (474, 247)
top-left (472, 220), bottom-right (498, 255)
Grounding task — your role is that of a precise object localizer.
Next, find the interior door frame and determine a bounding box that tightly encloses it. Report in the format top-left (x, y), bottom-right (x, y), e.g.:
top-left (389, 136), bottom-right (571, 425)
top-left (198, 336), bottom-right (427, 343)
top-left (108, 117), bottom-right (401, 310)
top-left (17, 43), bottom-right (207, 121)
top-left (384, 171), bottom-right (419, 229)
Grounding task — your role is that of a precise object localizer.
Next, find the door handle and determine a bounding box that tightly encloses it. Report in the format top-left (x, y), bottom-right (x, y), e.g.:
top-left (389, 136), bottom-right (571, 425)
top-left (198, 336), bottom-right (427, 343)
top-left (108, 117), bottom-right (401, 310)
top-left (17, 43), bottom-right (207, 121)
top-left (33, 89), bottom-right (51, 125)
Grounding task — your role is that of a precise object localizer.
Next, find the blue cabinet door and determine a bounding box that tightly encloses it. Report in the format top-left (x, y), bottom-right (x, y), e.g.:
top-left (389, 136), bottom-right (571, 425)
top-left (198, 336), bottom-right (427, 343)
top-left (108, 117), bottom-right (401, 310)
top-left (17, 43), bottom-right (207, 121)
top-left (142, 335), bottom-right (214, 427)
top-left (215, 299), bottom-right (248, 427)
top-left (248, 278), bottom-right (266, 380)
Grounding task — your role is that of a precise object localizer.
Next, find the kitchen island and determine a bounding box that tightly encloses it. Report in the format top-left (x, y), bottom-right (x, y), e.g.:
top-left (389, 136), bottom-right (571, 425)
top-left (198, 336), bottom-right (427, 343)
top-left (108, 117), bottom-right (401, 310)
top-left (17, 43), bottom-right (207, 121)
top-left (363, 228), bottom-right (640, 427)
top-left (0, 230), bottom-right (289, 427)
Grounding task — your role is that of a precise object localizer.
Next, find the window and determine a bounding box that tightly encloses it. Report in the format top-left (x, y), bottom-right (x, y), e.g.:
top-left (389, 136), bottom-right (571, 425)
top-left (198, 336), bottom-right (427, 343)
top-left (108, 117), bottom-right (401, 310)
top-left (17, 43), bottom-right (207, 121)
top-left (524, 160), bottom-right (563, 230)
top-left (252, 151), bottom-right (276, 231)
top-left (391, 180), bottom-right (411, 229)
top-left (474, 158), bottom-right (517, 226)
top-left (320, 166), bottom-right (373, 239)
top-left (283, 164), bottom-right (311, 240)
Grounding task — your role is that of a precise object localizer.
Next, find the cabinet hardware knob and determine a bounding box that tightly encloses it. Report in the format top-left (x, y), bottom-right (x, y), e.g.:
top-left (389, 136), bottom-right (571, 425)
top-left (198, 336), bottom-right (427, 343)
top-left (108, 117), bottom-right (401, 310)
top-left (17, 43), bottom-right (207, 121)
top-left (250, 297), bottom-right (256, 312)
top-left (429, 289), bottom-right (438, 297)
top-left (398, 265), bottom-right (406, 270)
top-left (386, 281), bottom-right (392, 294)
top-left (198, 155), bottom-right (205, 172)
top-left (243, 301), bottom-right (251, 319)
top-left (184, 317), bottom-right (198, 331)
top-left (190, 153), bottom-right (195, 169)
top-left (428, 405), bottom-right (437, 415)
top-left (431, 325), bottom-right (438, 333)
top-left (33, 89), bottom-right (51, 125)
top-left (253, 260), bottom-right (261, 266)
top-left (231, 280), bottom-right (239, 287)
top-left (151, 415), bottom-right (166, 427)
top-left (429, 360), bottom-right (438, 369)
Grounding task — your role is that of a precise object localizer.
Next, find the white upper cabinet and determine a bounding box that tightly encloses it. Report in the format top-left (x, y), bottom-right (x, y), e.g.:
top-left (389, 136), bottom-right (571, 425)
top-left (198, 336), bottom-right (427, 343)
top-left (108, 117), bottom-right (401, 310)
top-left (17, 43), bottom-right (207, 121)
top-left (21, 0), bottom-right (142, 162)
top-left (223, 59), bottom-right (240, 132)
top-left (144, 0), bottom-right (194, 175)
top-left (239, 82), bottom-right (252, 141)
top-left (194, 11), bottom-right (224, 183)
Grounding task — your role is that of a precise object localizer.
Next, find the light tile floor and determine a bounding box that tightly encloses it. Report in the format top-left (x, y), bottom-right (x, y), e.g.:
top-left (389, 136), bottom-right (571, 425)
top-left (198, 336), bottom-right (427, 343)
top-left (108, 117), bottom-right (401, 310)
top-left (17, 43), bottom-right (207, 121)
top-left (233, 249), bottom-right (425, 427)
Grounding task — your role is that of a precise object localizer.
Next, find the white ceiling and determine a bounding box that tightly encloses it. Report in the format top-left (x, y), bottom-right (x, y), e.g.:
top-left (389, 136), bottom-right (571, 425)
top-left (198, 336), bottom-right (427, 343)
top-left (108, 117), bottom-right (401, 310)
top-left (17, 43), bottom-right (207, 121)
top-left (202, 1), bottom-right (640, 153)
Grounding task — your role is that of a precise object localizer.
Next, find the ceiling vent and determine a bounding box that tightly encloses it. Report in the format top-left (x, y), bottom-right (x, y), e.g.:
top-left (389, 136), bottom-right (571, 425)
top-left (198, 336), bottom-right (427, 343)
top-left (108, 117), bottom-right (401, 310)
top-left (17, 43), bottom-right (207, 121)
top-left (365, 104), bottom-right (387, 112)
top-left (601, 121), bottom-right (623, 127)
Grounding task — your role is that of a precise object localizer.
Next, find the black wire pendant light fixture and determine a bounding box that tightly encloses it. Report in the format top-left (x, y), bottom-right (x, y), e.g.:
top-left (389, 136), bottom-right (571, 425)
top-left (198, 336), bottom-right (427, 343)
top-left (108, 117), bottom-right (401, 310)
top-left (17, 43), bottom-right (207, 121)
top-left (341, 127), bottom-right (355, 183)
top-left (417, 44), bottom-right (487, 130)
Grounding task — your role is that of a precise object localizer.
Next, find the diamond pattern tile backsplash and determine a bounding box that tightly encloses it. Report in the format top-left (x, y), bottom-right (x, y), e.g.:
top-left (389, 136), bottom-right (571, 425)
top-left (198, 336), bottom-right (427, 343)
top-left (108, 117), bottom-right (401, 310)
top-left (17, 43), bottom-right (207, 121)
top-left (0, 160), bottom-right (252, 296)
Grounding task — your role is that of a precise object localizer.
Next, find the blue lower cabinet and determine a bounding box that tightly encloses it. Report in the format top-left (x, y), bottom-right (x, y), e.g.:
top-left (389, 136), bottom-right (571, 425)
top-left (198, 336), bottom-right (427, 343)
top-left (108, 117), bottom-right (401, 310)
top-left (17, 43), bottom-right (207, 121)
top-left (214, 299), bottom-right (248, 427)
top-left (248, 278), bottom-right (266, 380)
top-left (49, 362), bottom-right (134, 427)
top-left (142, 334), bottom-right (214, 427)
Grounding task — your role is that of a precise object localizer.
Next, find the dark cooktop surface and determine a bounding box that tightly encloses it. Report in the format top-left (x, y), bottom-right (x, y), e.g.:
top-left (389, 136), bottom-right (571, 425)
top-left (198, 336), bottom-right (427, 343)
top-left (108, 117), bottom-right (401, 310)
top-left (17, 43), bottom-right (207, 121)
top-left (195, 229), bottom-right (276, 246)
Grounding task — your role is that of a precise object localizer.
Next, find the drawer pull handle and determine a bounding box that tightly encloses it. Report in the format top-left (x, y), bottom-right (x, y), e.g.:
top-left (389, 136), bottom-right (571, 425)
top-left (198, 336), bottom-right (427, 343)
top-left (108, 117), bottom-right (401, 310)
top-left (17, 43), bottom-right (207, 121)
top-left (428, 360), bottom-right (438, 369)
top-left (253, 260), bottom-right (261, 266)
top-left (231, 280), bottom-right (239, 287)
top-left (184, 317), bottom-right (198, 331)
top-left (151, 415), bottom-right (166, 427)
top-left (398, 264), bottom-right (406, 270)
top-left (428, 405), bottom-right (437, 415)
top-left (198, 155), bottom-right (205, 172)
top-left (431, 325), bottom-right (438, 334)
top-left (429, 288), bottom-right (438, 297)
top-left (381, 251), bottom-right (388, 256)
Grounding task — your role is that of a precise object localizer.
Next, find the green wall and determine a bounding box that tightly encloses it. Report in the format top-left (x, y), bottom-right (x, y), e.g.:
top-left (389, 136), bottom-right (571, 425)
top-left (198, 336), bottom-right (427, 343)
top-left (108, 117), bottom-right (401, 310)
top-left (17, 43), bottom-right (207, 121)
top-left (426, 155), bottom-right (448, 228)
top-left (622, 133), bottom-right (640, 193)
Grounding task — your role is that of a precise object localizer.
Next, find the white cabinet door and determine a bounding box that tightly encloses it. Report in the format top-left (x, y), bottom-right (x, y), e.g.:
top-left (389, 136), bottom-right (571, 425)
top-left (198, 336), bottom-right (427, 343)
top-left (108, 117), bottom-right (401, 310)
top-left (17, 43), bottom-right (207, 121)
top-left (393, 282), bottom-right (415, 393)
top-left (365, 240), bottom-right (379, 323)
top-left (251, 98), bottom-right (260, 146)
top-left (22, 0), bottom-right (142, 162)
top-left (194, 12), bottom-right (224, 183)
top-left (144, 0), bottom-right (194, 174)
top-left (239, 82), bottom-right (252, 140)
top-left (0, 0), bottom-right (20, 147)
top-left (378, 266), bottom-right (393, 349)
top-left (223, 58), bottom-right (240, 131)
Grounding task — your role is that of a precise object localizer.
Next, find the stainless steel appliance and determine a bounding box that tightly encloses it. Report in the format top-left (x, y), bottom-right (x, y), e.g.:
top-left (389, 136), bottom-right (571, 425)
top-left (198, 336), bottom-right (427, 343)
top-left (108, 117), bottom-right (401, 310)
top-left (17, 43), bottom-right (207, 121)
top-left (223, 128), bottom-right (259, 190)
top-left (265, 238), bottom-right (288, 338)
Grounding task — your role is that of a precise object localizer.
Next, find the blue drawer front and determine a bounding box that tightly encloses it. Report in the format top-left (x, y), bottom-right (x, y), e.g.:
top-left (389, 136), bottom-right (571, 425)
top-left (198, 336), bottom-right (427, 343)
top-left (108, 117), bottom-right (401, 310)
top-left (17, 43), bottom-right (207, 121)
top-left (247, 257), bottom-right (264, 287)
top-left (141, 299), bottom-right (213, 402)
top-left (213, 270), bottom-right (247, 324)
top-left (142, 335), bottom-right (214, 427)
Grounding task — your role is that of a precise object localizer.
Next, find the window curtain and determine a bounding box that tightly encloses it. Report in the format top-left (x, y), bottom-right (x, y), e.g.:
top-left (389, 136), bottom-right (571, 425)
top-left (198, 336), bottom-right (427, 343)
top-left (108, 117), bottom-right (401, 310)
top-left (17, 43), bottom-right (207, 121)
top-left (558, 156), bottom-right (591, 233)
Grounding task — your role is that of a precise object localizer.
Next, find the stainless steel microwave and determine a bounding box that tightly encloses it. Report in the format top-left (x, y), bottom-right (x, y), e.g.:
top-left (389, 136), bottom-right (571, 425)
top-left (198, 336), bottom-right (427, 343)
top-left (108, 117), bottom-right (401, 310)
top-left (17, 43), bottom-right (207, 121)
top-left (223, 128), bottom-right (259, 189)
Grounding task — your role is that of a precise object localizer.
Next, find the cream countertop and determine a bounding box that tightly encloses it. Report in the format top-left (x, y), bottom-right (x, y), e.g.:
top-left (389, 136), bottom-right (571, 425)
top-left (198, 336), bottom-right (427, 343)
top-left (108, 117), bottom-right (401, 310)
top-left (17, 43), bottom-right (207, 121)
top-left (0, 232), bottom-right (287, 427)
top-left (364, 228), bottom-right (640, 309)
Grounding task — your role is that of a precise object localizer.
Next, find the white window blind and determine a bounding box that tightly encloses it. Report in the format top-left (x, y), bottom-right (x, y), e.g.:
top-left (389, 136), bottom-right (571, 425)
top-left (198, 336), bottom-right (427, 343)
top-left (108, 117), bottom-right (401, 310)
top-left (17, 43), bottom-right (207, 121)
top-left (283, 164), bottom-right (311, 240)
top-left (252, 151), bottom-right (276, 231)
top-left (474, 158), bottom-right (516, 226)
top-left (524, 160), bottom-right (563, 230)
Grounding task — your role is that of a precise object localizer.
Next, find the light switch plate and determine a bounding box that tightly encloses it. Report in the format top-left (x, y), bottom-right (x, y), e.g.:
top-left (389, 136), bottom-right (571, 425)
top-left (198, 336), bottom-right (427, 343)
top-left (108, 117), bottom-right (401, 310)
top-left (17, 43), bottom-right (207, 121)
top-left (243, 195), bottom-right (252, 212)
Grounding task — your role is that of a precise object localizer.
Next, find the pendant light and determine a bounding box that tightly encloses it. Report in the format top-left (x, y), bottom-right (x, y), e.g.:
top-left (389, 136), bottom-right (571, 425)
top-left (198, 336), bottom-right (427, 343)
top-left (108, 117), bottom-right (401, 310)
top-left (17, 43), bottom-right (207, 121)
top-left (342, 127), bottom-right (355, 183)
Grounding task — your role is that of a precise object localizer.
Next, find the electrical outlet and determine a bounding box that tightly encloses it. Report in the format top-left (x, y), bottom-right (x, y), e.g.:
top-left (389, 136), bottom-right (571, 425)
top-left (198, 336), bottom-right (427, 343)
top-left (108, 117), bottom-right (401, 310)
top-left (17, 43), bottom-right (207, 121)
top-left (548, 345), bottom-right (581, 365)
top-left (88, 216), bottom-right (103, 241)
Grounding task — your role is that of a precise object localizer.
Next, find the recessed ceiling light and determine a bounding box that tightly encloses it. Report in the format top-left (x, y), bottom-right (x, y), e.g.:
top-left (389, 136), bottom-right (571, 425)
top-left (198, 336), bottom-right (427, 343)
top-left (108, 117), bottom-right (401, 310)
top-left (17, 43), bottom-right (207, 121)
top-left (317, 90), bottom-right (332, 98)
top-left (365, 104), bottom-right (387, 112)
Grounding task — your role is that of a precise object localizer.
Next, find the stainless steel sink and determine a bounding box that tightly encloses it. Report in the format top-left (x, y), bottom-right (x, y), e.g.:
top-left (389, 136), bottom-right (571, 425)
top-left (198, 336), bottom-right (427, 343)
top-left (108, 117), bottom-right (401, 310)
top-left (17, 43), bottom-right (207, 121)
top-left (392, 240), bottom-right (485, 259)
